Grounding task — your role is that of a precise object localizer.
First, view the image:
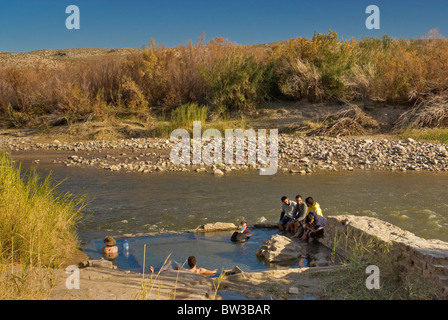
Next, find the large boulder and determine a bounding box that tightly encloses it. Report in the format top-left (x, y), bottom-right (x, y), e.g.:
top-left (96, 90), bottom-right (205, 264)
top-left (256, 234), bottom-right (303, 262)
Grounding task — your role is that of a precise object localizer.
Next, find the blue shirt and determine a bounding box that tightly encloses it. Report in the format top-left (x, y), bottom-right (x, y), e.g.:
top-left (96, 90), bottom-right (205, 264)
top-left (308, 211), bottom-right (326, 228)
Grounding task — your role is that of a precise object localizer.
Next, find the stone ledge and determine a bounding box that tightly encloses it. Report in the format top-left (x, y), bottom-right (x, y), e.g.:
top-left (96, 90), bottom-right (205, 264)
top-left (319, 215), bottom-right (448, 299)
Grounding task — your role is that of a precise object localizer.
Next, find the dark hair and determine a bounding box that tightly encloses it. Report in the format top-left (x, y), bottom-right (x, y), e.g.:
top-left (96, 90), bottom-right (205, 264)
top-left (295, 195), bottom-right (302, 200)
top-left (281, 196), bottom-right (288, 202)
top-left (187, 256), bottom-right (197, 268)
top-left (305, 197), bottom-right (314, 205)
top-left (305, 212), bottom-right (315, 223)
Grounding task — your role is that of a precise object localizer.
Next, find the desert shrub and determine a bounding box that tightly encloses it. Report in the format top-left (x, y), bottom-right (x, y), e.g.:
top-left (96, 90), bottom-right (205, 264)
top-left (275, 30), bottom-right (356, 102)
top-left (311, 30), bottom-right (356, 99)
top-left (201, 52), bottom-right (276, 114)
top-left (120, 77), bottom-right (148, 112)
top-left (1, 30), bottom-right (448, 127)
top-left (276, 55), bottom-right (324, 102)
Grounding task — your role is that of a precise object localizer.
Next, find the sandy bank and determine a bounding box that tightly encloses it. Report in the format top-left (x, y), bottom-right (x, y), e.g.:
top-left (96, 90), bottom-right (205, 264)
top-left (50, 257), bottom-right (340, 300)
top-left (50, 265), bottom-right (217, 300)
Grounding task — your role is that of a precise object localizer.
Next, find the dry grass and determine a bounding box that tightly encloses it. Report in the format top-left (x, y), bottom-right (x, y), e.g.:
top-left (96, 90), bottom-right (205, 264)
top-left (394, 91), bottom-right (448, 130)
top-left (307, 104), bottom-right (379, 137)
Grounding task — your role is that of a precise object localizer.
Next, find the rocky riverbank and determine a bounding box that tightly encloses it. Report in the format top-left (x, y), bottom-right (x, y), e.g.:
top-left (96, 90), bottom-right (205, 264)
top-left (2, 133), bottom-right (448, 174)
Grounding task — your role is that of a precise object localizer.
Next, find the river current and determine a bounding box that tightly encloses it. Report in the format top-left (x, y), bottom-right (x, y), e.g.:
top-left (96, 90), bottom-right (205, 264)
top-left (22, 163), bottom-right (448, 273)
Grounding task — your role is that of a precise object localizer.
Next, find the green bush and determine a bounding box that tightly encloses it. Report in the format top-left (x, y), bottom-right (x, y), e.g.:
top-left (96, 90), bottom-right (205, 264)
top-left (200, 53), bottom-right (276, 114)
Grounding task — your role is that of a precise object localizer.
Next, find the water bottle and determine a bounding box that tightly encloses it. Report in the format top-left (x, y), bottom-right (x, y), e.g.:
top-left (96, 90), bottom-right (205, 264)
top-left (123, 240), bottom-right (129, 251)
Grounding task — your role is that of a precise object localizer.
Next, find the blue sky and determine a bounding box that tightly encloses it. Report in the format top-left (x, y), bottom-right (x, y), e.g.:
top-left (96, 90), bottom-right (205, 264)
top-left (0, 0), bottom-right (447, 52)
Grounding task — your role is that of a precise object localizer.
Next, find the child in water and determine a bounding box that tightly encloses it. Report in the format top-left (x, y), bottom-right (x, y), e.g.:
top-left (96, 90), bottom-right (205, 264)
top-left (231, 221), bottom-right (251, 242)
top-left (238, 221), bottom-right (248, 233)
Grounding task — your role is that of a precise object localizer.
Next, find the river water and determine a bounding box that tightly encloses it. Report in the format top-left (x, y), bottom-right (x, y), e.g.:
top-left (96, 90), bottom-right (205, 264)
top-left (22, 162), bottom-right (448, 273)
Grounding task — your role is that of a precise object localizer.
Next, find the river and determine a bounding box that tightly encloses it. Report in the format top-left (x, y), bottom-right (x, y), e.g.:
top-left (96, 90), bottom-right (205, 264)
top-left (19, 162), bottom-right (448, 273)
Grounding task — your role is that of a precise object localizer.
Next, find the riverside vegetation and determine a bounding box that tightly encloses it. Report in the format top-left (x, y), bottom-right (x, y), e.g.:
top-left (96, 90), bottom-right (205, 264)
top-left (0, 152), bottom-right (86, 299)
top-left (1, 30), bottom-right (448, 142)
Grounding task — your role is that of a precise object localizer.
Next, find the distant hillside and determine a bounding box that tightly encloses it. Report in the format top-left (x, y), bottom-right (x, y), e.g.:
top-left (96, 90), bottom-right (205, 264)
top-left (0, 48), bottom-right (139, 68)
top-left (0, 41), bottom-right (294, 69)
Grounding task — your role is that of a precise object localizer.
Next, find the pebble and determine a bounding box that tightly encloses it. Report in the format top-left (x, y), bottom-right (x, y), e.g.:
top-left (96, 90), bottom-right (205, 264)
top-left (1, 135), bottom-right (448, 174)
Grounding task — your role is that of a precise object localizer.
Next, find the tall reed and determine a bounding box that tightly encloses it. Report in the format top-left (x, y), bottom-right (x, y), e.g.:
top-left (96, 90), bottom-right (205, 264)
top-left (0, 152), bottom-right (86, 298)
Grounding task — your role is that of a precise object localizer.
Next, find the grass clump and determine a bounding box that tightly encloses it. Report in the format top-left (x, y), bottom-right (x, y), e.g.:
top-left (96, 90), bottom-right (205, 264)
top-left (170, 103), bottom-right (208, 128)
top-left (0, 152), bottom-right (85, 299)
top-left (398, 128), bottom-right (448, 144)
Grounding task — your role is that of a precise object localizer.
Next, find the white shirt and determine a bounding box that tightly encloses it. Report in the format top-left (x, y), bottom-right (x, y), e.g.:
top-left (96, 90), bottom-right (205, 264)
top-left (282, 200), bottom-right (298, 219)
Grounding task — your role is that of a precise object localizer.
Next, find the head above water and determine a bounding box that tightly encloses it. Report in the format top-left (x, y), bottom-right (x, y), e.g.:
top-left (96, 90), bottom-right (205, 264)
top-left (103, 236), bottom-right (116, 246)
top-left (187, 256), bottom-right (197, 269)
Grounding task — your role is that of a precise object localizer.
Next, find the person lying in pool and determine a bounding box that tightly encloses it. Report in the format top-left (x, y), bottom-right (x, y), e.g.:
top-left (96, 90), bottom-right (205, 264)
top-left (187, 256), bottom-right (217, 276)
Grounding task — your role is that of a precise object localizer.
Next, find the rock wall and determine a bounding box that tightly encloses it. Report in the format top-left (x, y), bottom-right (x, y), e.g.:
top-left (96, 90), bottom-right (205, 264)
top-left (319, 215), bottom-right (448, 299)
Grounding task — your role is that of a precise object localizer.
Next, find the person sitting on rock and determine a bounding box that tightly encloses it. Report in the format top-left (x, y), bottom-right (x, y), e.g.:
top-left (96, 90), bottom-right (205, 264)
top-left (187, 256), bottom-right (217, 277)
top-left (288, 195), bottom-right (308, 236)
top-left (303, 211), bottom-right (326, 242)
top-left (305, 197), bottom-right (323, 217)
top-left (279, 196), bottom-right (298, 232)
